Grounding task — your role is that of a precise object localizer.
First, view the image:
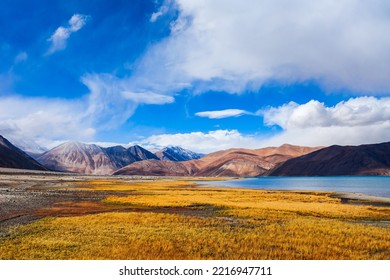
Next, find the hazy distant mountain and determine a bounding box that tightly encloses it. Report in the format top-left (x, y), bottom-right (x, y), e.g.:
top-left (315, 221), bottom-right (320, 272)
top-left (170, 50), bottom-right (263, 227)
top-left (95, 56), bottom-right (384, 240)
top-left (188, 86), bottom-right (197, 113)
top-left (9, 138), bottom-right (47, 156)
top-left (269, 142), bottom-right (390, 176)
top-left (0, 135), bottom-right (47, 171)
top-left (115, 144), bottom-right (321, 177)
top-left (154, 146), bottom-right (204, 161)
top-left (37, 141), bottom-right (116, 175)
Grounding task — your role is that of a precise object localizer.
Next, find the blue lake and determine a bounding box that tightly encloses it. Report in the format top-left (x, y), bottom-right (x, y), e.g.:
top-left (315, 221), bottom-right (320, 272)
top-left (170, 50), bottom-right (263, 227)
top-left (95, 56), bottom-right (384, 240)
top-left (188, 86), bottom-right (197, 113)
top-left (203, 177), bottom-right (390, 198)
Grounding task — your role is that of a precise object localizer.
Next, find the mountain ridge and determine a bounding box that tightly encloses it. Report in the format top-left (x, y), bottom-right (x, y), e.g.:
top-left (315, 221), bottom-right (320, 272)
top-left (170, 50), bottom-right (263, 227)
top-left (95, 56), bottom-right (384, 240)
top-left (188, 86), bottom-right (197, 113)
top-left (269, 142), bottom-right (390, 176)
top-left (115, 144), bottom-right (322, 177)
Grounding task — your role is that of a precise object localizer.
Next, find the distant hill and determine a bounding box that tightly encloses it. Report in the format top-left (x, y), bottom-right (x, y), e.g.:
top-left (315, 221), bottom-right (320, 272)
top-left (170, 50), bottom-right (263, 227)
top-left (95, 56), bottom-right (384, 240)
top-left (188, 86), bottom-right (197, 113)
top-left (269, 142), bottom-right (390, 176)
top-left (154, 146), bottom-right (204, 161)
top-left (115, 144), bottom-right (321, 177)
top-left (0, 135), bottom-right (47, 171)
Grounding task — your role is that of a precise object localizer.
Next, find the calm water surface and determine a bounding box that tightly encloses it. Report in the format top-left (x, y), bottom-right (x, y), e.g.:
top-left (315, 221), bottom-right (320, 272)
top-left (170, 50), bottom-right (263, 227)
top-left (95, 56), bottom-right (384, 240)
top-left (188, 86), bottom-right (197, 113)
top-left (204, 177), bottom-right (390, 198)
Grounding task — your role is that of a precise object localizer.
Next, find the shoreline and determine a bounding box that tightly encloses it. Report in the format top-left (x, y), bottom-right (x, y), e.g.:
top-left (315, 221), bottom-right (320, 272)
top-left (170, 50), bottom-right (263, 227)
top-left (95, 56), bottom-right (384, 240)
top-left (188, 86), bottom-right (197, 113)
top-left (200, 183), bottom-right (390, 206)
top-left (330, 192), bottom-right (390, 205)
top-left (199, 176), bottom-right (390, 201)
top-left (197, 177), bottom-right (390, 206)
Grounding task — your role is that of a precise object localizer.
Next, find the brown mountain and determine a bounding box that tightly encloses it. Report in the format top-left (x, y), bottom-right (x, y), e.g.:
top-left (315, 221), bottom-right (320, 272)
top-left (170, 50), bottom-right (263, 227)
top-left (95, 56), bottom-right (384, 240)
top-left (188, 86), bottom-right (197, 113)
top-left (269, 142), bottom-right (390, 176)
top-left (184, 144), bottom-right (321, 177)
top-left (37, 142), bottom-right (160, 175)
top-left (114, 159), bottom-right (190, 176)
top-left (38, 141), bottom-right (116, 175)
top-left (0, 135), bottom-right (47, 171)
top-left (114, 144), bottom-right (321, 177)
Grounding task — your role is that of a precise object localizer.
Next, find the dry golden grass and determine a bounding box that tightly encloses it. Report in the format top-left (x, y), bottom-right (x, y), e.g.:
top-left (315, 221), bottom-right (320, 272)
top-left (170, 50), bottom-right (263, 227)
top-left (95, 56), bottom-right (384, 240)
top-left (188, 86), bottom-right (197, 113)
top-left (76, 179), bottom-right (198, 191)
top-left (1, 178), bottom-right (389, 260)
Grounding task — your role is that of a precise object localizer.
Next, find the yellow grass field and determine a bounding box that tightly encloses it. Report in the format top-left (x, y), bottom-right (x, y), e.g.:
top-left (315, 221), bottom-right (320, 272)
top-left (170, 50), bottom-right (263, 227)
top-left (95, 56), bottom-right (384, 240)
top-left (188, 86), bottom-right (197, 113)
top-left (1, 178), bottom-right (389, 260)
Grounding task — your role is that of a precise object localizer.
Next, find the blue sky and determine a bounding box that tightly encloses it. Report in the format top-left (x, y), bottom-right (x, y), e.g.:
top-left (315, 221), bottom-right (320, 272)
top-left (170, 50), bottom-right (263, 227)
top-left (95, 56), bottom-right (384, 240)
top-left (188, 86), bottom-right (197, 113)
top-left (1, 0), bottom-right (390, 153)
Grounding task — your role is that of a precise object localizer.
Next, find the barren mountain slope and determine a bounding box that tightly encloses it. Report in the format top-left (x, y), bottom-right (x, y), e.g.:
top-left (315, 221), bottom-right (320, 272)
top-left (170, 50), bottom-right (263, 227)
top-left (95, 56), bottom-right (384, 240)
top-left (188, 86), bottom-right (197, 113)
top-left (116, 144), bottom-right (321, 177)
top-left (38, 142), bottom-right (115, 175)
top-left (114, 159), bottom-right (189, 176)
top-left (0, 135), bottom-right (47, 171)
top-left (270, 142), bottom-right (390, 176)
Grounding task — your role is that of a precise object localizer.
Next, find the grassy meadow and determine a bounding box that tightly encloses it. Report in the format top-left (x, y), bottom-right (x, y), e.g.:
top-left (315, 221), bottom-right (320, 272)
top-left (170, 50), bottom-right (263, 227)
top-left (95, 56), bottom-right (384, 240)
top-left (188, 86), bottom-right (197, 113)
top-left (1, 178), bottom-right (389, 259)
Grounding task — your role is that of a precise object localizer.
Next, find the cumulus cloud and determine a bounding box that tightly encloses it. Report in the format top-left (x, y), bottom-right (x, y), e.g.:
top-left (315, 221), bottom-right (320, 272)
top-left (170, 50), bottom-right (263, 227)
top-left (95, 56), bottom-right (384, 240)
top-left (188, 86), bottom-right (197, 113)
top-left (260, 124), bottom-right (390, 148)
top-left (141, 129), bottom-right (261, 153)
top-left (46, 14), bottom-right (90, 55)
top-left (260, 97), bottom-right (390, 147)
top-left (263, 97), bottom-right (390, 129)
top-left (195, 109), bottom-right (250, 119)
top-left (138, 0), bottom-right (390, 94)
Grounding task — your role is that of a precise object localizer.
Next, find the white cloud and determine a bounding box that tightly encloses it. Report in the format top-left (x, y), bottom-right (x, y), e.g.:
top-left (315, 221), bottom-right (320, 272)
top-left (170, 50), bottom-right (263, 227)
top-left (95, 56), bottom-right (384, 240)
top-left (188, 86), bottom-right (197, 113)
top-left (68, 14), bottom-right (89, 32)
top-left (260, 97), bottom-right (390, 147)
top-left (260, 124), bottom-right (390, 148)
top-left (0, 72), bottom-right (177, 151)
top-left (141, 129), bottom-right (261, 153)
top-left (0, 74), bottom-right (135, 151)
top-left (138, 0), bottom-right (390, 94)
top-left (122, 91), bottom-right (174, 104)
top-left (150, 0), bottom-right (172, 22)
top-left (0, 96), bottom-right (95, 151)
top-left (81, 73), bottom-right (174, 129)
top-left (263, 97), bottom-right (390, 129)
top-left (81, 74), bottom-right (138, 129)
top-left (46, 14), bottom-right (90, 55)
top-left (195, 109), bottom-right (250, 119)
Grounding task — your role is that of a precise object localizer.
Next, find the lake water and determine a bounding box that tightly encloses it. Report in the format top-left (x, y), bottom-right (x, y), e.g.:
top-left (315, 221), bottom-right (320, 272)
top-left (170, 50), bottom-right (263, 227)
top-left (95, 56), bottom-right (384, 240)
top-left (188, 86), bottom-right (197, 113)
top-left (203, 177), bottom-right (390, 198)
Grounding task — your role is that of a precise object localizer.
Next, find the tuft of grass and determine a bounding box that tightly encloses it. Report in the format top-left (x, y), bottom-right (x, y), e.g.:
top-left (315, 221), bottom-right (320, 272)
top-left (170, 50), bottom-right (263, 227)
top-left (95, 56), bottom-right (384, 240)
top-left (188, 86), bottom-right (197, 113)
top-left (1, 178), bottom-right (389, 260)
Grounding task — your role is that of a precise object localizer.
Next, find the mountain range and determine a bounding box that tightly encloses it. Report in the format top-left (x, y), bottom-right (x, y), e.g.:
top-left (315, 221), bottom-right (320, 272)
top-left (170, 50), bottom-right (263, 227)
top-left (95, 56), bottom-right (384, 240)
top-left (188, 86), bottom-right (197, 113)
top-left (1, 134), bottom-right (389, 176)
top-left (36, 141), bottom-right (201, 175)
top-left (113, 144), bottom-right (321, 176)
